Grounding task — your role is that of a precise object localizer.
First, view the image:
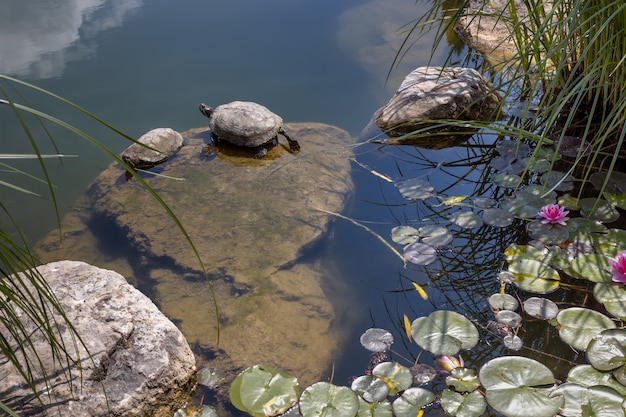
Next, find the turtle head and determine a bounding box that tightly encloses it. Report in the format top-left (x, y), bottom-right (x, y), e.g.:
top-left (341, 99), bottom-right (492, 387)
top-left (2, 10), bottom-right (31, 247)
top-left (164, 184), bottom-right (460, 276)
top-left (199, 103), bottom-right (214, 118)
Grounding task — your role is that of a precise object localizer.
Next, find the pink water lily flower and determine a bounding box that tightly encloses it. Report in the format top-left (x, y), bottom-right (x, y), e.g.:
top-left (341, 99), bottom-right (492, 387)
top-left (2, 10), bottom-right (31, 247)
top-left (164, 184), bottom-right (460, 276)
top-left (435, 355), bottom-right (464, 373)
top-left (537, 204), bottom-right (569, 226)
top-left (610, 251), bottom-right (626, 284)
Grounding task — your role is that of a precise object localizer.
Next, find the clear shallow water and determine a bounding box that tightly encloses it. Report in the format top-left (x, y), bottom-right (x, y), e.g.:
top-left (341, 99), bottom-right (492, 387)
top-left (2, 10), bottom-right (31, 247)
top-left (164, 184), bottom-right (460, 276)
top-left (0, 0), bottom-right (520, 407)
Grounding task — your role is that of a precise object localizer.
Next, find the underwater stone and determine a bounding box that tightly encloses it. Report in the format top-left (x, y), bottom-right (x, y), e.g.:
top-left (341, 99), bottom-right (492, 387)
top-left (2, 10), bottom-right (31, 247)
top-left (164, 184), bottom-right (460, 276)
top-left (0, 260), bottom-right (196, 417)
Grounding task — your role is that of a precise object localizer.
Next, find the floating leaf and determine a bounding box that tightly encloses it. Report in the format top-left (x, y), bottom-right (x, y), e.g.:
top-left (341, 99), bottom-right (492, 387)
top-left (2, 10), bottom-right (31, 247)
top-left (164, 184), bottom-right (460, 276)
top-left (494, 172), bottom-right (522, 189)
top-left (440, 389), bottom-right (486, 417)
top-left (299, 382), bottom-right (359, 417)
top-left (593, 282), bottom-right (626, 320)
top-left (540, 171), bottom-right (574, 192)
top-left (449, 211), bottom-right (483, 228)
top-left (403, 242), bottom-right (437, 265)
top-left (567, 364), bottom-right (626, 396)
top-left (526, 220), bottom-right (569, 244)
top-left (403, 314), bottom-right (412, 341)
top-left (174, 405), bottom-right (219, 417)
top-left (557, 135), bottom-right (591, 158)
top-left (488, 293), bottom-right (519, 311)
top-left (523, 297), bottom-right (558, 320)
top-left (473, 197), bottom-right (496, 208)
top-left (356, 396), bottom-right (392, 417)
top-left (564, 253), bottom-right (612, 282)
top-left (372, 362), bottom-right (413, 396)
top-left (351, 375), bottom-right (389, 403)
top-left (586, 329), bottom-right (626, 371)
top-left (391, 388), bottom-right (435, 417)
top-left (578, 198), bottom-right (620, 223)
top-left (411, 310), bottom-right (479, 355)
top-left (496, 310), bottom-right (522, 328)
top-left (230, 365), bottom-right (300, 417)
top-left (556, 308), bottom-right (616, 351)
top-left (604, 193), bottom-right (626, 210)
top-left (481, 208), bottom-right (513, 227)
top-left (549, 383), bottom-right (625, 417)
top-left (590, 171), bottom-right (626, 194)
top-left (503, 335), bottom-right (523, 351)
top-left (437, 195), bottom-right (468, 206)
top-left (397, 178), bottom-right (435, 200)
top-left (411, 282), bottom-right (428, 300)
top-left (418, 225), bottom-right (453, 246)
top-left (501, 196), bottom-right (540, 218)
top-left (445, 367), bottom-right (480, 393)
top-left (360, 328), bottom-right (394, 353)
top-left (391, 225), bottom-right (419, 245)
top-left (595, 229), bottom-right (626, 256)
top-left (409, 364), bottom-right (436, 385)
top-left (508, 259), bottom-right (561, 293)
top-left (479, 356), bottom-right (562, 417)
top-left (567, 218), bottom-right (609, 246)
top-left (197, 367), bottom-right (221, 388)
top-left (504, 244), bottom-right (552, 264)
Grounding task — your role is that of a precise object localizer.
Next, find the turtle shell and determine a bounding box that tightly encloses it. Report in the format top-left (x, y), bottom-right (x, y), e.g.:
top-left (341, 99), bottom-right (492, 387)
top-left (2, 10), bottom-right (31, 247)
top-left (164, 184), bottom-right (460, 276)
top-left (120, 128), bottom-right (184, 169)
top-left (209, 101), bottom-right (283, 147)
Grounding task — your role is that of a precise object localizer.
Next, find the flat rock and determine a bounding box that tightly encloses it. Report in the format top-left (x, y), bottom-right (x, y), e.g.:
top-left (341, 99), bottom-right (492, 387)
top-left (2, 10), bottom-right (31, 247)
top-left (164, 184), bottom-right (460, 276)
top-left (34, 122), bottom-right (355, 405)
top-left (375, 66), bottom-right (502, 137)
top-left (0, 260), bottom-right (196, 417)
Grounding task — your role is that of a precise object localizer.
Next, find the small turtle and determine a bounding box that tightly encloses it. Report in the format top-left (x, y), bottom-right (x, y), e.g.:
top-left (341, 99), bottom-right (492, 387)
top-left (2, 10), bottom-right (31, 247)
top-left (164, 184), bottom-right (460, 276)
top-left (199, 101), bottom-right (300, 158)
top-left (120, 128), bottom-right (184, 169)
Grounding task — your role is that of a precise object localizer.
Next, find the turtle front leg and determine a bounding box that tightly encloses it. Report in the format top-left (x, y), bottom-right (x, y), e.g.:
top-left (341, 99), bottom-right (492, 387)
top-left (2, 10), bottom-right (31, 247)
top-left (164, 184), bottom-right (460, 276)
top-left (278, 127), bottom-right (301, 152)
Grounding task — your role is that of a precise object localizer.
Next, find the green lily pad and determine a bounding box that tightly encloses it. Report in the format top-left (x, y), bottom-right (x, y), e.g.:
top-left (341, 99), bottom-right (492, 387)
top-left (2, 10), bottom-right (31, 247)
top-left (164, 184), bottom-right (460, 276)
top-left (590, 171), bottom-right (626, 195)
top-left (595, 229), bottom-right (626, 256)
top-left (479, 356), bottom-right (562, 417)
top-left (540, 171), bottom-right (574, 191)
top-left (174, 405), bottom-right (219, 417)
top-left (604, 193), bottom-right (626, 210)
top-left (409, 364), bottom-right (436, 385)
top-left (299, 382), bottom-right (359, 417)
top-left (418, 225), bottom-right (453, 246)
top-left (481, 208), bottom-right (514, 227)
top-left (445, 367), bottom-right (481, 393)
top-left (403, 242), bottom-right (437, 266)
top-left (556, 308), bottom-right (617, 351)
top-left (501, 196), bottom-right (539, 218)
top-left (488, 293), bottom-right (519, 311)
top-left (441, 389), bottom-right (487, 417)
top-left (567, 364), bottom-right (626, 396)
top-left (494, 172), bottom-right (522, 189)
top-left (197, 367), bottom-right (221, 388)
top-left (496, 310), bottom-right (522, 328)
top-left (549, 383), bottom-right (626, 417)
top-left (523, 297), bottom-right (559, 320)
top-left (360, 328), bottom-right (394, 353)
top-left (503, 335), bottom-right (524, 351)
top-left (557, 194), bottom-right (580, 210)
top-left (351, 375), bottom-right (389, 403)
top-left (504, 244), bottom-right (552, 265)
top-left (508, 259), bottom-right (561, 293)
top-left (410, 310), bottom-right (479, 355)
top-left (391, 388), bottom-right (435, 417)
top-left (567, 218), bottom-right (609, 246)
top-left (473, 197), bottom-right (496, 208)
top-left (230, 365), bottom-right (300, 417)
top-left (449, 211), bottom-right (483, 228)
top-left (578, 198), bottom-right (620, 223)
top-left (372, 362), bottom-right (413, 396)
top-left (564, 253), bottom-right (612, 283)
top-left (586, 329), bottom-right (626, 371)
top-left (593, 283), bottom-right (626, 320)
top-left (356, 396), bottom-right (392, 417)
top-left (527, 220), bottom-right (569, 244)
top-left (390, 226), bottom-right (419, 245)
top-left (397, 178), bottom-right (435, 200)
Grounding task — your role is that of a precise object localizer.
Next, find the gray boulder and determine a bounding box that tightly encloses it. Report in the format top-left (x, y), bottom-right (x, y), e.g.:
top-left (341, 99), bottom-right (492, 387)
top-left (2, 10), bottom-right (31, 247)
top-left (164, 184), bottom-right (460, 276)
top-left (0, 260), bottom-right (196, 417)
top-left (376, 66), bottom-right (502, 137)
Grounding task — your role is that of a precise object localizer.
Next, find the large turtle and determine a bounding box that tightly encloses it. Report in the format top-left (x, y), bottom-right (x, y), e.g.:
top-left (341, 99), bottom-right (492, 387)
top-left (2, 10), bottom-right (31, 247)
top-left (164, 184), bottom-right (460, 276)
top-left (120, 127), bottom-right (184, 169)
top-left (199, 101), bottom-right (300, 158)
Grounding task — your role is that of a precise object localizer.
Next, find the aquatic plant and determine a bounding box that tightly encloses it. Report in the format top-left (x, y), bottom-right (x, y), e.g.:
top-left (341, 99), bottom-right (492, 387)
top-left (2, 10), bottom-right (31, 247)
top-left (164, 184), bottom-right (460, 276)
top-left (610, 251), bottom-right (626, 284)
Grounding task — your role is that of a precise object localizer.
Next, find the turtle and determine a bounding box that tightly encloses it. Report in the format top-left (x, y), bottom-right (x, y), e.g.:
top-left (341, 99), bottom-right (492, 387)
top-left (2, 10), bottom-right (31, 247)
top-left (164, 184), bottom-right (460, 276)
top-left (120, 127), bottom-right (185, 169)
top-left (199, 101), bottom-right (300, 158)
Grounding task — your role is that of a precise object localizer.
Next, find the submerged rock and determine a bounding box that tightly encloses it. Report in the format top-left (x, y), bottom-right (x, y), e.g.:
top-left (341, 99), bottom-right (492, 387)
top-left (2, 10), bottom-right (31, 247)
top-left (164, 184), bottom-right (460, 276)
top-left (0, 260), bottom-right (196, 417)
top-left (375, 66), bottom-right (502, 140)
top-left (35, 122), bottom-right (355, 402)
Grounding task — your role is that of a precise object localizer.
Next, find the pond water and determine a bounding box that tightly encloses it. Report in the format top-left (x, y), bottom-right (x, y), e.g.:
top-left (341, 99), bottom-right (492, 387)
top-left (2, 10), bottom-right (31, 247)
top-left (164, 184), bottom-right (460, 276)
top-left (1, 0), bottom-right (579, 414)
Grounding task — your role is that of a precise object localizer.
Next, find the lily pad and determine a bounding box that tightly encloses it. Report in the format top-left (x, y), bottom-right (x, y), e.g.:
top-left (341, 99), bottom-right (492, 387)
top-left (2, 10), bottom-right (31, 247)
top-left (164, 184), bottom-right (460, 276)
top-left (403, 242), bottom-right (437, 266)
top-left (473, 197), bottom-right (496, 208)
top-left (567, 218), bottom-right (609, 246)
top-left (496, 310), bottom-right (522, 328)
top-left (390, 226), bottom-right (419, 245)
top-left (586, 329), bottom-right (626, 371)
top-left (230, 365), bottom-right (300, 417)
top-left (549, 383), bottom-right (626, 417)
top-left (445, 367), bottom-right (481, 393)
top-left (593, 283), bottom-right (626, 320)
top-left (590, 171), bottom-right (626, 195)
top-left (556, 308), bottom-right (617, 351)
top-left (567, 364), bottom-right (626, 396)
top-left (410, 310), bottom-right (479, 355)
top-left (372, 362), bottom-right (413, 396)
top-left (503, 335), bottom-right (523, 351)
top-left (508, 259), bottom-right (561, 293)
top-left (523, 297), bottom-right (558, 320)
top-left (356, 397), bottom-right (392, 417)
top-left (391, 388), bottom-right (435, 417)
top-left (397, 178), bottom-right (435, 200)
top-left (564, 253), bottom-right (612, 283)
top-left (604, 193), bottom-right (626, 210)
top-left (360, 328), bottom-right (394, 353)
top-left (494, 172), bottom-right (522, 189)
top-left (418, 225), bottom-right (453, 246)
top-left (540, 171), bottom-right (574, 192)
top-left (409, 364), bottom-right (436, 385)
top-left (526, 220), bottom-right (569, 245)
top-left (351, 375), bottom-right (389, 403)
top-left (578, 198), bottom-right (620, 223)
top-left (449, 211), bottom-right (483, 228)
top-left (440, 389), bottom-right (486, 417)
top-left (479, 356), bottom-right (562, 417)
top-left (299, 382), bottom-right (359, 417)
top-left (488, 293), bottom-right (519, 311)
top-left (481, 208), bottom-right (513, 227)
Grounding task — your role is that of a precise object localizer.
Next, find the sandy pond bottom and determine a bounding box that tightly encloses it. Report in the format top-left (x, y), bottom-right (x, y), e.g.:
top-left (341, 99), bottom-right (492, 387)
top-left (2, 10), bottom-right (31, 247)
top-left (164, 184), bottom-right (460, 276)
top-left (35, 122), bottom-right (356, 409)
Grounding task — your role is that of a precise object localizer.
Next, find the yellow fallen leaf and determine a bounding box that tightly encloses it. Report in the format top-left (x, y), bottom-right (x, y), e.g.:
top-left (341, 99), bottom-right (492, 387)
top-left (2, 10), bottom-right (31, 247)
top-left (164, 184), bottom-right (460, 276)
top-left (403, 314), bottom-right (412, 342)
top-left (412, 282), bottom-right (428, 300)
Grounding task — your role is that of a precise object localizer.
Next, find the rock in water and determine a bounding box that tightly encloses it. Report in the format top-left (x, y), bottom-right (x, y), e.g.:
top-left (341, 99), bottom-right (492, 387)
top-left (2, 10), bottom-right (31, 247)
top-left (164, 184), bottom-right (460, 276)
top-left (376, 66), bottom-right (502, 137)
top-left (0, 261), bottom-right (196, 417)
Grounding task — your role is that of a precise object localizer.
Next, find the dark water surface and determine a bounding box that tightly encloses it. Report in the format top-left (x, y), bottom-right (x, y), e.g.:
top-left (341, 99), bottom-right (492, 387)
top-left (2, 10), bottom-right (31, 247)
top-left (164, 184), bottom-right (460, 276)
top-left (0, 0), bottom-right (516, 409)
